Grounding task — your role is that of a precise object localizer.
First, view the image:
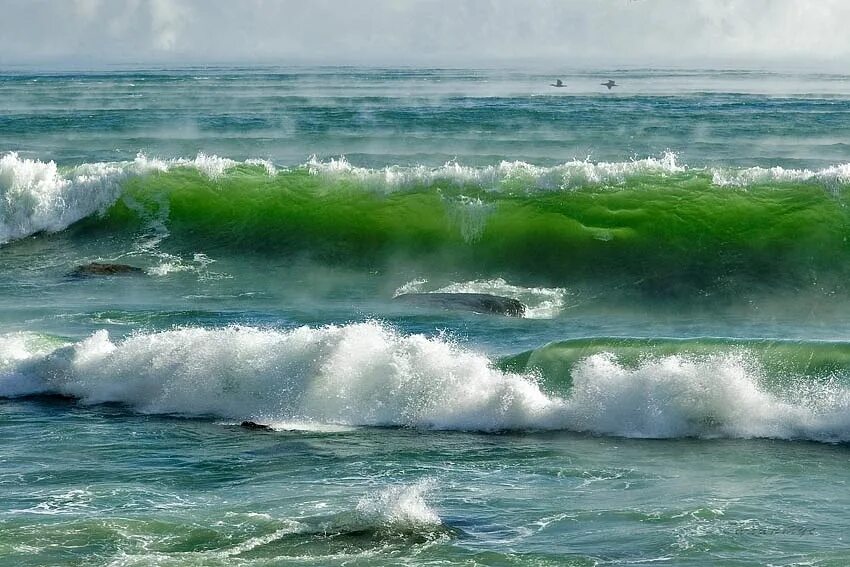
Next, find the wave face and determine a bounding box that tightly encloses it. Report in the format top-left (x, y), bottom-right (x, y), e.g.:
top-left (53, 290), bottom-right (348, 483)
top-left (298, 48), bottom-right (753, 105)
top-left (5, 153), bottom-right (850, 296)
top-left (4, 326), bottom-right (850, 442)
top-left (501, 337), bottom-right (850, 383)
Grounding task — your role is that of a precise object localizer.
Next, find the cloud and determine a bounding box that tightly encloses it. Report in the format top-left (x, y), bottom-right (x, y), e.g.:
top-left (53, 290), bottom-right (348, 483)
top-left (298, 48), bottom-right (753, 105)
top-left (0, 0), bottom-right (848, 67)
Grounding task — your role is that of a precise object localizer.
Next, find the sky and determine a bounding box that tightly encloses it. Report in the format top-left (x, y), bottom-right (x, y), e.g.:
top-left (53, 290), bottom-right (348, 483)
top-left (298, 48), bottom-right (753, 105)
top-left (1, 0), bottom-right (849, 68)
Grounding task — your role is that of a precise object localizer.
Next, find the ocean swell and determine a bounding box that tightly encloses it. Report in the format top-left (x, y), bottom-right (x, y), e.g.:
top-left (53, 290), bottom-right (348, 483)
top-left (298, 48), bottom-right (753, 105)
top-left (6, 152), bottom-right (850, 295)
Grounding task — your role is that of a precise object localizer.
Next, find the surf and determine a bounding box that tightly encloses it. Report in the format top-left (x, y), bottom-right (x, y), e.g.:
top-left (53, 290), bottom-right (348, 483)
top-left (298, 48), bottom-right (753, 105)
top-left (4, 325), bottom-right (850, 442)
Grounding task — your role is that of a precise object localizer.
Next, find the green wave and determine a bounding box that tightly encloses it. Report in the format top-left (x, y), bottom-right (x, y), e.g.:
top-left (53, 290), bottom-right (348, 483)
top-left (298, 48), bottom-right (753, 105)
top-left (76, 165), bottom-right (850, 295)
top-left (499, 337), bottom-right (850, 393)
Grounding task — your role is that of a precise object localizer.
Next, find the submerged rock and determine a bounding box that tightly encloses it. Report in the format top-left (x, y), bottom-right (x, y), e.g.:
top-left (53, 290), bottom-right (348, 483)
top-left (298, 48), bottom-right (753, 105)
top-left (68, 262), bottom-right (146, 277)
top-left (393, 292), bottom-right (526, 317)
top-left (240, 421), bottom-right (273, 431)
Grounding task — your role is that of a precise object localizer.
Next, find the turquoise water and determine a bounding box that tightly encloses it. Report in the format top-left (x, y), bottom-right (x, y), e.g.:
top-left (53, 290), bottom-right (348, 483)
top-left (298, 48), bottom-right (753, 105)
top-left (3, 67), bottom-right (850, 565)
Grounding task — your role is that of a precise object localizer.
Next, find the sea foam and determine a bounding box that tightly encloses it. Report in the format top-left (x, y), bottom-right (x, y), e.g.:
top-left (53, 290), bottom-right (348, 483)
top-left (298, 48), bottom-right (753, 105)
top-left (306, 152), bottom-right (686, 191)
top-left (711, 162), bottom-right (850, 188)
top-left (0, 153), bottom-right (126, 244)
top-left (0, 323), bottom-right (555, 430)
top-left (562, 352), bottom-right (850, 440)
top-left (3, 324), bottom-right (850, 442)
top-left (307, 153), bottom-right (850, 192)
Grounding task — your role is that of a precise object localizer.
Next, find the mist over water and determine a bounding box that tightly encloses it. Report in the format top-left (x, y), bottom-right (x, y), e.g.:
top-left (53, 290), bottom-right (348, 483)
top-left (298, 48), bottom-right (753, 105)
top-left (3, 68), bottom-right (850, 167)
top-left (3, 67), bottom-right (850, 565)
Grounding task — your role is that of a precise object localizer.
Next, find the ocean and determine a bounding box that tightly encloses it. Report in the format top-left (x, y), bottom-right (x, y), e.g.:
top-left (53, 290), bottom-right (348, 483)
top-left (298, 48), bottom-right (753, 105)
top-left (2, 67), bottom-right (850, 565)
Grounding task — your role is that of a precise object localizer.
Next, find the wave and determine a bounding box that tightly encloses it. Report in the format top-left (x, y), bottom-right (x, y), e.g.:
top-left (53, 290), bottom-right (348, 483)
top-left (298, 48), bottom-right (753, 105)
top-left (0, 152), bottom-right (125, 244)
top-left (99, 480), bottom-right (445, 564)
top-left (6, 152), bottom-right (850, 295)
top-left (0, 151), bottom-right (273, 244)
top-left (0, 324), bottom-right (555, 430)
top-left (501, 337), bottom-right (850, 382)
top-left (4, 325), bottom-right (850, 442)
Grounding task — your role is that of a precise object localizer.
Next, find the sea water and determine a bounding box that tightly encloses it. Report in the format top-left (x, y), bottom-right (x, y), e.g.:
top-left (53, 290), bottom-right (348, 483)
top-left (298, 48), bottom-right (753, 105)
top-left (2, 67), bottom-right (850, 565)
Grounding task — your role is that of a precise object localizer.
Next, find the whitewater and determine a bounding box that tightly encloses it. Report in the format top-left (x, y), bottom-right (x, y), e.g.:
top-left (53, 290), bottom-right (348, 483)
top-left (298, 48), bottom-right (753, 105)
top-left (3, 67), bottom-right (850, 566)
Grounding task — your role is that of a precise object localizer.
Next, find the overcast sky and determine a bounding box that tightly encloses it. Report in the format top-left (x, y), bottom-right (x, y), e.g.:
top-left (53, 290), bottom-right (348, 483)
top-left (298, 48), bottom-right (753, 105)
top-left (2, 0), bottom-right (849, 68)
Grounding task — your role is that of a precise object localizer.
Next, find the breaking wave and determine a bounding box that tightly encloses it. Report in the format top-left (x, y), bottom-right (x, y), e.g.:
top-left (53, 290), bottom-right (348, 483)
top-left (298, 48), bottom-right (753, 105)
top-left (0, 151), bottom-right (272, 244)
top-left (3, 325), bottom-right (850, 442)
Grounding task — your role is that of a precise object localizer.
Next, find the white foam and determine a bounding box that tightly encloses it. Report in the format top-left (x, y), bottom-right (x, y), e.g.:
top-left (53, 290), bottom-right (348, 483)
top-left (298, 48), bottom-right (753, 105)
top-left (306, 152), bottom-right (686, 191)
top-left (561, 352), bottom-right (850, 441)
top-left (213, 523), bottom-right (302, 559)
top-left (146, 261), bottom-right (189, 276)
top-left (1, 323), bottom-right (556, 430)
top-left (0, 332), bottom-right (69, 397)
top-left (146, 252), bottom-right (226, 280)
top-left (307, 154), bottom-right (850, 192)
top-left (180, 152), bottom-right (237, 179)
top-left (0, 332), bottom-right (59, 368)
top-left (133, 152), bottom-right (241, 179)
top-left (0, 153), bottom-right (126, 244)
top-left (4, 325), bottom-right (850, 442)
top-left (394, 278), bottom-right (570, 319)
top-left (711, 163), bottom-right (850, 187)
top-left (0, 152), bottom-right (280, 244)
top-left (265, 420), bottom-right (357, 433)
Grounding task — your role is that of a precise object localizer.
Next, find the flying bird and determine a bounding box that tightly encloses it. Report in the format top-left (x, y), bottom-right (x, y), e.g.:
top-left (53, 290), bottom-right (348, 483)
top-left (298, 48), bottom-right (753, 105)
top-left (601, 80), bottom-right (618, 90)
top-left (550, 79), bottom-right (566, 87)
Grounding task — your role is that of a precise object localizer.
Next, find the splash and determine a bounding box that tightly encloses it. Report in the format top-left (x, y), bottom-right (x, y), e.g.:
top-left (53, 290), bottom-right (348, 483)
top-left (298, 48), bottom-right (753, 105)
top-left (0, 153), bottom-right (125, 244)
top-left (354, 480), bottom-right (441, 531)
top-left (0, 152), bottom-right (275, 244)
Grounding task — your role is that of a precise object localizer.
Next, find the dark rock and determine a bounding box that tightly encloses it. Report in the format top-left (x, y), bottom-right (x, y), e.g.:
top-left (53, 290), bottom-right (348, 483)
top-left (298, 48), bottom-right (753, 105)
top-left (393, 292), bottom-right (526, 317)
top-left (68, 262), bottom-right (145, 277)
top-left (240, 421), bottom-right (273, 431)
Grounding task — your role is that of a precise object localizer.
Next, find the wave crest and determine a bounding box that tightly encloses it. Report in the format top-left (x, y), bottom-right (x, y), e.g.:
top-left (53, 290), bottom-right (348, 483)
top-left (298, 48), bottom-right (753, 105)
top-left (711, 163), bottom-right (850, 187)
top-left (306, 152), bottom-right (686, 191)
top-left (0, 153), bottom-right (125, 244)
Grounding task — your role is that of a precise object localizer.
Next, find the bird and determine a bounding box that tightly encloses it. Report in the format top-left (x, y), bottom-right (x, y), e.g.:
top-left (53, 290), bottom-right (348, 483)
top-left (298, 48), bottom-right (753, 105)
top-left (550, 79), bottom-right (566, 87)
top-left (601, 80), bottom-right (618, 90)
